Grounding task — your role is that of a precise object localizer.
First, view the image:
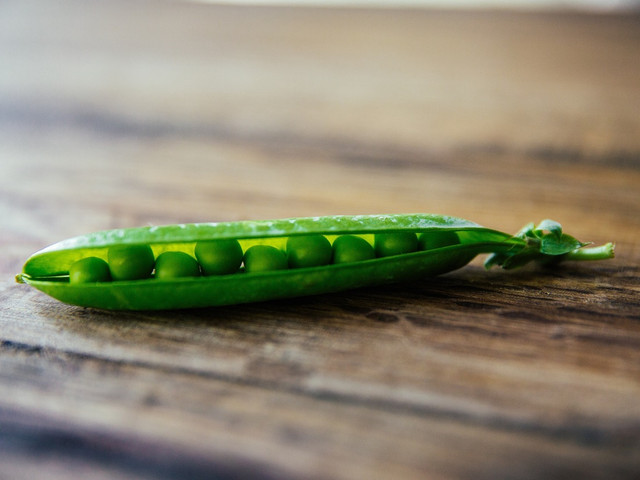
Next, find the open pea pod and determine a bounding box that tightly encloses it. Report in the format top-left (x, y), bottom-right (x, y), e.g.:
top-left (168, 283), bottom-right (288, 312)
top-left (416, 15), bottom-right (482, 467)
top-left (16, 214), bottom-right (614, 311)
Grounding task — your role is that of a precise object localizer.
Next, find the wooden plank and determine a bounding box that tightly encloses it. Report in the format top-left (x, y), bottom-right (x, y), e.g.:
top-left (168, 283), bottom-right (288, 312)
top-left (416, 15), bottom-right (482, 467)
top-left (1, 325), bottom-right (638, 480)
top-left (1, 2), bottom-right (640, 154)
top-left (2, 261), bottom-right (639, 478)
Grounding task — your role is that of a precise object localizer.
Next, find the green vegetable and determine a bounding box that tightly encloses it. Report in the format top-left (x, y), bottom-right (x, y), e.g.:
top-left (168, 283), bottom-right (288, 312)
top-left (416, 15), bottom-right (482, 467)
top-left (108, 244), bottom-right (155, 281)
top-left (243, 245), bottom-right (288, 273)
top-left (155, 251), bottom-right (200, 280)
top-left (375, 232), bottom-right (418, 257)
top-left (418, 231), bottom-right (459, 250)
top-left (332, 235), bottom-right (375, 264)
top-left (287, 235), bottom-right (332, 268)
top-left (69, 257), bottom-right (111, 284)
top-left (195, 239), bottom-right (243, 275)
top-left (15, 214), bottom-right (615, 310)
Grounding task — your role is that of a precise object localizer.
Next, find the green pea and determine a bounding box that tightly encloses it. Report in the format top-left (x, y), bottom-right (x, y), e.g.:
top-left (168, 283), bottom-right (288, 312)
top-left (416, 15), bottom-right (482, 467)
top-left (18, 214), bottom-right (615, 311)
top-left (332, 235), bottom-right (375, 264)
top-left (108, 244), bottom-right (155, 281)
top-left (69, 257), bottom-right (111, 284)
top-left (195, 239), bottom-right (243, 275)
top-left (154, 251), bottom-right (201, 280)
top-left (418, 231), bottom-right (459, 250)
top-left (374, 232), bottom-right (418, 257)
top-left (287, 235), bottom-right (332, 268)
top-left (243, 245), bottom-right (288, 273)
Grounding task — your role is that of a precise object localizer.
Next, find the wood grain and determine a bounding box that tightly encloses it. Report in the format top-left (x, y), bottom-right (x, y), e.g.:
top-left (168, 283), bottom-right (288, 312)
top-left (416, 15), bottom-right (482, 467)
top-left (1, 1), bottom-right (639, 479)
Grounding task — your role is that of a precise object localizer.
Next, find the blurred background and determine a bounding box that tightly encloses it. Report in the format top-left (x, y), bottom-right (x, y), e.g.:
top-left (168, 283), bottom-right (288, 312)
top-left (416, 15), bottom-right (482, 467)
top-left (1, 0), bottom-right (639, 265)
top-left (202, 0), bottom-right (640, 9)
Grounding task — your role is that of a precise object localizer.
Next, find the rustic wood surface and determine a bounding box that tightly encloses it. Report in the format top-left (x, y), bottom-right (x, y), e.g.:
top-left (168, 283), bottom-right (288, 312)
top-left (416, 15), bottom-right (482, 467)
top-left (1, 1), bottom-right (639, 479)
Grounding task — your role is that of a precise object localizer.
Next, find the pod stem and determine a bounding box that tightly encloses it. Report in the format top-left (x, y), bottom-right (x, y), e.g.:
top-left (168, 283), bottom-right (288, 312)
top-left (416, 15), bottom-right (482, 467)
top-left (484, 220), bottom-right (615, 270)
top-left (564, 243), bottom-right (615, 262)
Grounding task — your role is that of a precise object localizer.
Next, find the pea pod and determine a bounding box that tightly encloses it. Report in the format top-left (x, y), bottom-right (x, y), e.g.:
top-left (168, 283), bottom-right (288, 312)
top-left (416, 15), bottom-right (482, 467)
top-left (15, 214), bottom-right (614, 311)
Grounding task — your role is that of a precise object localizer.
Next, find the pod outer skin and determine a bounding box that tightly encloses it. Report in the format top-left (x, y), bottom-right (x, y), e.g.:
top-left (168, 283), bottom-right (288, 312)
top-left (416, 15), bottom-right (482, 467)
top-left (22, 214), bottom-right (490, 277)
top-left (18, 214), bottom-right (517, 311)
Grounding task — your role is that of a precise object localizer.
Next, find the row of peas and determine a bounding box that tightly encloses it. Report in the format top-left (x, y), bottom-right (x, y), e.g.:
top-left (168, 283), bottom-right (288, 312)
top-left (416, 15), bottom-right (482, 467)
top-left (68, 230), bottom-right (459, 284)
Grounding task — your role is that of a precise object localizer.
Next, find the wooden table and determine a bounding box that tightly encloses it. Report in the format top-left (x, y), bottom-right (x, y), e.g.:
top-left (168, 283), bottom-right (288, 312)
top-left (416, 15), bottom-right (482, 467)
top-left (1, 2), bottom-right (639, 478)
